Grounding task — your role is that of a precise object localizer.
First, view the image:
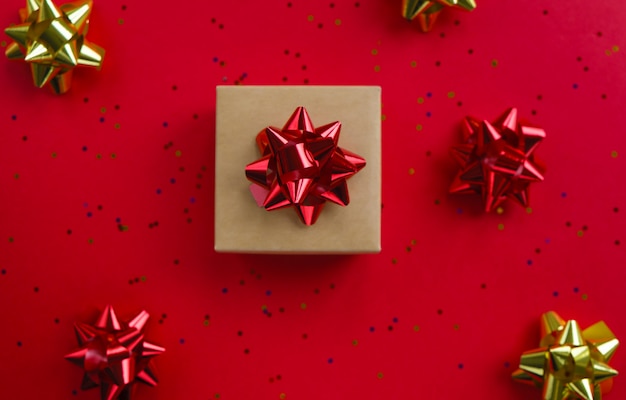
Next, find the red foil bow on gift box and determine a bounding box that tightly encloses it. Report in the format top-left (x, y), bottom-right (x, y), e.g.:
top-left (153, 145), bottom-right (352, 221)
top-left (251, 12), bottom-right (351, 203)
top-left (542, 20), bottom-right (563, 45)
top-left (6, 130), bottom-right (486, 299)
top-left (245, 107), bottom-right (366, 226)
top-left (65, 305), bottom-right (164, 400)
top-left (449, 107), bottom-right (546, 212)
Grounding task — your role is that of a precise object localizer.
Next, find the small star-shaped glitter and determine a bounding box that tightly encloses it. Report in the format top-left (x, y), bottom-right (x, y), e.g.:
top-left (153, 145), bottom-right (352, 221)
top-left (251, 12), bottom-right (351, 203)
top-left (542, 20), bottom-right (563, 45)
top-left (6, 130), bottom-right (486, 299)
top-left (65, 305), bottom-right (164, 400)
top-left (513, 311), bottom-right (619, 400)
top-left (402, 0), bottom-right (476, 31)
top-left (4, 0), bottom-right (105, 94)
top-left (449, 107), bottom-right (546, 212)
top-left (245, 106), bottom-right (366, 225)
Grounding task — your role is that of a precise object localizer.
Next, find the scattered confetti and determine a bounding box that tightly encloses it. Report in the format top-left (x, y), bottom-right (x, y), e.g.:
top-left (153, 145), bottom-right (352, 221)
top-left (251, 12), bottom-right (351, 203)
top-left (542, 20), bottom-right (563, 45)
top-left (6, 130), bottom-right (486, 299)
top-left (0, 2), bottom-right (623, 399)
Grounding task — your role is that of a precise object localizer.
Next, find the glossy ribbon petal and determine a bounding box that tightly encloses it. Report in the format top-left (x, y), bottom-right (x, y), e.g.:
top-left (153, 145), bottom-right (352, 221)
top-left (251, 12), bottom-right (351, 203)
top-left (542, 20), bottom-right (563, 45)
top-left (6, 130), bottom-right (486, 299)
top-left (402, 0), bottom-right (476, 32)
top-left (512, 311), bottom-right (619, 400)
top-left (245, 107), bottom-right (366, 226)
top-left (65, 305), bottom-right (165, 400)
top-left (449, 107), bottom-right (546, 212)
top-left (4, 0), bottom-right (105, 94)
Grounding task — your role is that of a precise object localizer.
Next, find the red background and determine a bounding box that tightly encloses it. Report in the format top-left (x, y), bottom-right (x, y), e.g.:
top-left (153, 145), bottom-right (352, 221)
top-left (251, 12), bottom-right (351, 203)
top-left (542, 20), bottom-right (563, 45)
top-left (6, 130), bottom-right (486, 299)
top-left (1, 0), bottom-right (625, 399)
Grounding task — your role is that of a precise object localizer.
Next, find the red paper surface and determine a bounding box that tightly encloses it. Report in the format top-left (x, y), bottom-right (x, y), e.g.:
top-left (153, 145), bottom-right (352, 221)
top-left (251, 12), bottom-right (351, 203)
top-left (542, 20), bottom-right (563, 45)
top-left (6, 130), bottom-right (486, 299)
top-left (0, 1), bottom-right (625, 399)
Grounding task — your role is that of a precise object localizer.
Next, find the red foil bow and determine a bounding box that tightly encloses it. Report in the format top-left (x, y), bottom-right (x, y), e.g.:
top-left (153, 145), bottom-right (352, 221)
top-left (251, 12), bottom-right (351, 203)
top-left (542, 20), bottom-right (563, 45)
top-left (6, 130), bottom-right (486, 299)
top-left (449, 107), bottom-right (546, 212)
top-left (245, 107), bottom-right (366, 225)
top-left (65, 305), bottom-right (165, 400)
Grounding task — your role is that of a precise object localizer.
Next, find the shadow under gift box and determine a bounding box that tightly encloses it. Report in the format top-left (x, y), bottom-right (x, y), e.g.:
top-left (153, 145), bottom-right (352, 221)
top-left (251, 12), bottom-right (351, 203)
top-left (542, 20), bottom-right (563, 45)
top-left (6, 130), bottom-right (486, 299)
top-left (214, 86), bottom-right (381, 254)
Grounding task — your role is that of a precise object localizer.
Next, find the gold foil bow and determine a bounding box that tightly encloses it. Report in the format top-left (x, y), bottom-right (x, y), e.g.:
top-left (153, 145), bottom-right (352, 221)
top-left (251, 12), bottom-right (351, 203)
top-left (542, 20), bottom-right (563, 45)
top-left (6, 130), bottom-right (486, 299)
top-left (4, 0), bottom-right (105, 94)
top-left (402, 0), bottom-right (476, 32)
top-left (513, 311), bottom-right (619, 400)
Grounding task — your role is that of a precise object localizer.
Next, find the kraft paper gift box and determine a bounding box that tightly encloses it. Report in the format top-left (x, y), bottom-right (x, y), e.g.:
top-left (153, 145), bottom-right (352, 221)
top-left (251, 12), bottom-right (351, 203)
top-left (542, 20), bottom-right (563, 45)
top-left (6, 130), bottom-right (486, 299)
top-left (214, 86), bottom-right (381, 254)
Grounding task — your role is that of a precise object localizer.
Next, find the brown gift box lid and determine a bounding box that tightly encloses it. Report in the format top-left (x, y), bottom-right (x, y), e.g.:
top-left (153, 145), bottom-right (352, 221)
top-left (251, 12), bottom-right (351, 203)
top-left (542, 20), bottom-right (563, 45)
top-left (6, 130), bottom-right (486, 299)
top-left (215, 86), bottom-right (381, 254)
